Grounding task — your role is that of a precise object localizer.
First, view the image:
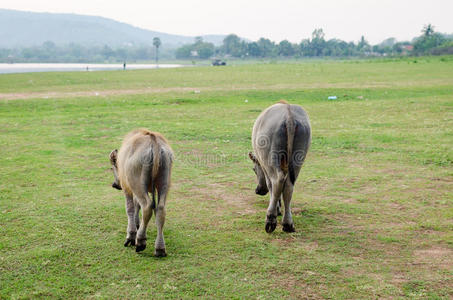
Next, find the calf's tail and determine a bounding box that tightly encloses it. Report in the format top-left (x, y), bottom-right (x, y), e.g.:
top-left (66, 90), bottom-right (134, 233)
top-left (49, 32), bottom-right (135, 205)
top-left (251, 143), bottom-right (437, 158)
top-left (144, 132), bottom-right (161, 208)
top-left (285, 105), bottom-right (296, 185)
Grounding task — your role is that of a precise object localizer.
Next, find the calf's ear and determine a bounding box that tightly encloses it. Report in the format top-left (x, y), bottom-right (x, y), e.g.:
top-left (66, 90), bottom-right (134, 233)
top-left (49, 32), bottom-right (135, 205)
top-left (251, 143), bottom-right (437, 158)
top-left (109, 149), bottom-right (118, 164)
top-left (248, 152), bottom-right (257, 163)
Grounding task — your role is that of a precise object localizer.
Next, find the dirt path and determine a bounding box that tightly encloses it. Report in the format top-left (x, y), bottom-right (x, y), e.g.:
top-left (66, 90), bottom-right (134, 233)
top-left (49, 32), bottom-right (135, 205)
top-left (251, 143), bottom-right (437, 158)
top-left (0, 87), bottom-right (201, 101)
top-left (0, 82), bottom-right (397, 101)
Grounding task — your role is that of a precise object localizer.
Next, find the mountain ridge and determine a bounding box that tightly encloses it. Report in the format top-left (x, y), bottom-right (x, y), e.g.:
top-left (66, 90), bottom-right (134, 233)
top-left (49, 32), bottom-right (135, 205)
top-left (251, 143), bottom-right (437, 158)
top-left (0, 9), bottom-right (227, 48)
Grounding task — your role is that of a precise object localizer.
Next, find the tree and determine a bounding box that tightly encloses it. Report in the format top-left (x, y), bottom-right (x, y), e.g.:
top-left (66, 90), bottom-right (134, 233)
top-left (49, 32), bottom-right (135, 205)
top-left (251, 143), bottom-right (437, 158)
top-left (196, 42), bottom-right (214, 59)
top-left (247, 42), bottom-right (261, 57)
top-left (299, 39), bottom-right (310, 56)
top-left (153, 37), bottom-right (161, 65)
top-left (310, 28), bottom-right (326, 56)
top-left (174, 37), bottom-right (214, 59)
top-left (357, 36), bottom-right (371, 55)
top-left (380, 37), bottom-right (397, 48)
top-left (299, 29), bottom-right (326, 57)
top-left (175, 44), bottom-right (192, 59)
top-left (422, 24), bottom-right (434, 37)
top-left (413, 24), bottom-right (446, 54)
top-left (222, 34), bottom-right (245, 57)
top-left (257, 38), bottom-right (275, 57)
top-left (278, 40), bottom-right (295, 57)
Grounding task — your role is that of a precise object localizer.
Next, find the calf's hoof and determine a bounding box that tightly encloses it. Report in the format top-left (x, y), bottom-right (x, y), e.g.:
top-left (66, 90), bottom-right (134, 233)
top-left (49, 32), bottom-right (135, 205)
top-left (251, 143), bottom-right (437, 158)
top-left (154, 248), bottom-right (167, 257)
top-left (135, 238), bottom-right (146, 252)
top-left (135, 244), bottom-right (146, 252)
top-left (282, 223), bottom-right (295, 233)
top-left (265, 215), bottom-right (277, 233)
top-left (124, 238), bottom-right (136, 247)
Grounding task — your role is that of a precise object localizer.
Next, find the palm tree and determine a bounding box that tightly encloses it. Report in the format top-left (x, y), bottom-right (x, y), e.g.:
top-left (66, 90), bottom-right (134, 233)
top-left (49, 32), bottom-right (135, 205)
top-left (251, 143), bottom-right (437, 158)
top-left (422, 24), bottom-right (434, 37)
top-left (153, 37), bottom-right (161, 66)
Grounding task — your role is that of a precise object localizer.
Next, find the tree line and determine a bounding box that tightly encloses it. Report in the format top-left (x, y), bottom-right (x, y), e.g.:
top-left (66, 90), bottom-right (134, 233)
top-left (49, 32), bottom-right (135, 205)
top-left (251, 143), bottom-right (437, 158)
top-left (0, 40), bottom-right (167, 63)
top-left (177, 25), bottom-right (453, 59)
top-left (1, 25), bottom-right (452, 63)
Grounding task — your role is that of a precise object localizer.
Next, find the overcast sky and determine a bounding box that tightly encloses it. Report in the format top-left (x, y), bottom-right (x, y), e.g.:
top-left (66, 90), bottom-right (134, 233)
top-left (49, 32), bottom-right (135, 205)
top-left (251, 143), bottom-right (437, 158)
top-left (2, 0), bottom-right (452, 44)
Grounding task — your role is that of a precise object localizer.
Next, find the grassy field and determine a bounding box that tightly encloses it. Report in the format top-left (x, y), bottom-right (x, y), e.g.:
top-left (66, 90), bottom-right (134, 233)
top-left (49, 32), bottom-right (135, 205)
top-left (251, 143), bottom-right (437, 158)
top-left (0, 57), bottom-right (452, 299)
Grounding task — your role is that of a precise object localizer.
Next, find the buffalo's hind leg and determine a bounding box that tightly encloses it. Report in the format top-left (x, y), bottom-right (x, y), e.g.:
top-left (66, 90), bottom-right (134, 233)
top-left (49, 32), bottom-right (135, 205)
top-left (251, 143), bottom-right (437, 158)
top-left (124, 193), bottom-right (137, 246)
top-left (135, 193), bottom-right (153, 252)
top-left (282, 180), bottom-right (295, 233)
top-left (154, 175), bottom-right (170, 257)
top-left (277, 197), bottom-right (282, 216)
top-left (133, 197), bottom-right (140, 230)
top-left (265, 174), bottom-right (284, 233)
top-left (135, 162), bottom-right (155, 253)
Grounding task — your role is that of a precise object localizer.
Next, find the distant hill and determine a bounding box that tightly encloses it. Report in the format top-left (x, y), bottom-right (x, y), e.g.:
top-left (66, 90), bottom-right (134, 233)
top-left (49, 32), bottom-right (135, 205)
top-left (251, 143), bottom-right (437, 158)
top-left (0, 9), bottom-right (227, 48)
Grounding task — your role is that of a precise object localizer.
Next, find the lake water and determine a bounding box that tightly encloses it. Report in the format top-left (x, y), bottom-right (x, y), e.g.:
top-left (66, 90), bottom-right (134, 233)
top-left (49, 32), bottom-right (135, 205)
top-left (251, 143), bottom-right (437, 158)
top-left (0, 63), bottom-right (184, 74)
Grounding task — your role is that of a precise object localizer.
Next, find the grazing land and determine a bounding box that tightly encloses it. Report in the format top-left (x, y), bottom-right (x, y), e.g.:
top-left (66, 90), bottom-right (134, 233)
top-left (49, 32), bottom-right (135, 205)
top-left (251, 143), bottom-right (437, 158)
top-left (0, 57), bottom-right (452, 299)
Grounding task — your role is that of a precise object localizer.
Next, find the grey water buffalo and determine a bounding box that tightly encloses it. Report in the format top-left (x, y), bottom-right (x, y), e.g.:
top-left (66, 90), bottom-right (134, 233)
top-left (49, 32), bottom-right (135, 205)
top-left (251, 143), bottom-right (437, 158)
top-left (249, 101), bottom-right (311, 233)
top-left (109, 128), bottom-right (173, 256)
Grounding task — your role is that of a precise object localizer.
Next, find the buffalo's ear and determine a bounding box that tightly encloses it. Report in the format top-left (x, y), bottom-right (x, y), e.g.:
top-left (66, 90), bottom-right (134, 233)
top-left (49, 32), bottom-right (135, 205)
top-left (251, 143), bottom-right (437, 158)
top-left (248, 152), bottom-right (257, 163)
top-left (109, 149), bottom-right (118, 165)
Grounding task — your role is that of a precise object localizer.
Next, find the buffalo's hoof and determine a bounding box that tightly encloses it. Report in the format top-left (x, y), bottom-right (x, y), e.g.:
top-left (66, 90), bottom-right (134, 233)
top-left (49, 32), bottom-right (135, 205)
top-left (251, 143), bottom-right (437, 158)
top-left (124, 238), bottom-right (136, 247)
top-left (112, 183), bottom-right (122, 190)
top-left (265, 215), bottom-right (277, 233)
top-left (154, 248), bottom-right (167, 257)
top-left (135, 244), bottom-right (146, 252)
top-left (135, 238), bottom-right (146, 252)
top-left (282, 223), bottom-right (295, 233)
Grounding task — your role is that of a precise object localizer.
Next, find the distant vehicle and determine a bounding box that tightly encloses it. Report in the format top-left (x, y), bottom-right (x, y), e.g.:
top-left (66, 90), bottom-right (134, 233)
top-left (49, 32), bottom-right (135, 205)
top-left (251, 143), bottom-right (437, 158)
top-left (212, 59), bottom-right (226, 66)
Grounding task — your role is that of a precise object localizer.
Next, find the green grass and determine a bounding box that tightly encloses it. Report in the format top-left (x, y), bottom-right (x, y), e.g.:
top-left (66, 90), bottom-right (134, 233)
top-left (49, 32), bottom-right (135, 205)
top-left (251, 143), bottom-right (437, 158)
top-left (0, 58), bottom-right (452, 299)
top-left (1, 57), bottom-right (453, 94)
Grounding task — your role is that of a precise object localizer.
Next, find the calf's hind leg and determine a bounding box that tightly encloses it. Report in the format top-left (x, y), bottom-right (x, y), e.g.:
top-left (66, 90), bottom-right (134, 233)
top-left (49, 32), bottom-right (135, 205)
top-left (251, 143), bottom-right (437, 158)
top-left (265, 174), bottom-right (284, 233)
top-left (277, 197), bottom-right (282, 216)
top-left (154, 180), bottom-right (169, 257)
top-left (135, 193), bottom-right (153, 252)
top-left (133, 197), bottom-right (140, 230)
top-left (282, 180), bottom-right (295, 232)
top-left (124, 193), bottom-right (137, 246)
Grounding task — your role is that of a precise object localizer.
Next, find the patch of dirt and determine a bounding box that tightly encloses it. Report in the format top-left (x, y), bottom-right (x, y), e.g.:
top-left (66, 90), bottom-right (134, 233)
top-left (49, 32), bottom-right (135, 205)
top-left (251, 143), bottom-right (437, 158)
top-left (431, 177), bottom-right (453, 183)
top-left (193, 182), bottom-right (258, 215)
top-left (391, 273), bottom-right (409, 284)
top-left (0, 87), bottom-right (199, 101)
top-left (291, 207), bottom-right (306, 215)
top-left (269, 270), bottom-right (323, 299)
top-left (273, 238), bottom-right (319, 253)
top-left (413, 246), bottom-right (453, 270)
top-left (342, 198), bottom-right (359, 204)
top-left (388, 202), bottom-right (406, 211)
